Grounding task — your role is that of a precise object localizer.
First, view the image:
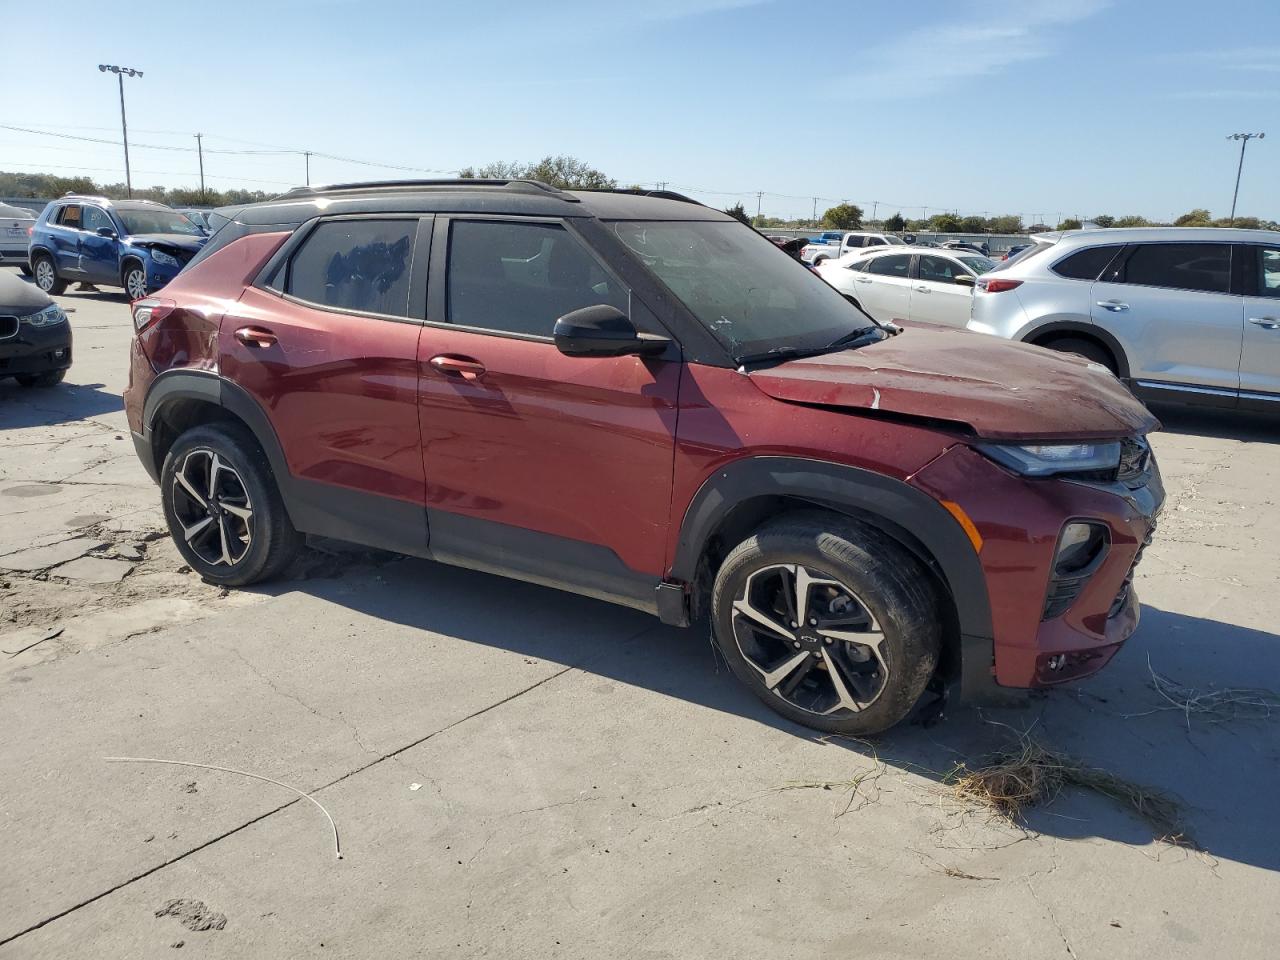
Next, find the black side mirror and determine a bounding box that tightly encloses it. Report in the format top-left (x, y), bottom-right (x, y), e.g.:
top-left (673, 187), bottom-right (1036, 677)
top-left (553, 304), bottom-right (669, 358)
top-left (96, 226), bottom-right (117, 238)
top-left (953, 273), bottom-right (976, 287)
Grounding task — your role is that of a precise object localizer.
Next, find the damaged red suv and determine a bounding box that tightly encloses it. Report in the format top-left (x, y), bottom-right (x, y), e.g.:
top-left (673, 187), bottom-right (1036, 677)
top-left (123, 180), bottom-right (1163, 734)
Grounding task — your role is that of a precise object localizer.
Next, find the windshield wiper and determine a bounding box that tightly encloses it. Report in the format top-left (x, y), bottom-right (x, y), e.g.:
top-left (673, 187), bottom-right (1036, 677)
top-left (824, 325), bottom-right (884, 350)
top-left (736, 326), bottom-right (886, 368)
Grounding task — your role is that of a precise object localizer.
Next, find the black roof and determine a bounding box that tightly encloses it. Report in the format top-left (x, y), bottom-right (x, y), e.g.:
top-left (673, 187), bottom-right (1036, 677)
top-left (224, 179), bottom-right (731, 227)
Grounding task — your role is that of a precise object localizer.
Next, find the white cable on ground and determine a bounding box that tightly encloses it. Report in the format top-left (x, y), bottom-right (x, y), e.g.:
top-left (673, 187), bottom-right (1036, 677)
top-left (105, 756), bottom-right (342, 860)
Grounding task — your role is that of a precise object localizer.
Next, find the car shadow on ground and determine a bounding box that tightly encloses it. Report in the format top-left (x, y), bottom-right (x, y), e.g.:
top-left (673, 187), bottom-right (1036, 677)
top-left (1151, 402), bottom-right (1280, 443)
top-left (0, 380), bottom-right (122, 427)
top-left (273, 556), bottom-right (1280, 875)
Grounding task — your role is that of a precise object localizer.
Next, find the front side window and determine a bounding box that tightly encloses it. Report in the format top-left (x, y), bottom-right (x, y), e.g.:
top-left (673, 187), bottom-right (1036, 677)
top-left (286, 218), bottom-right (417, 317)
top-left (614, 220), bottom-right (873, 360)
top-left (918, 255), bottom-right (968, 283)
top-left (1052, 244), bottom-right (1123, 281)
top-left (1255, 247), bottom-right (1280, 298)
top-left (82, 206), bottom-right (113, 234)
top-left (1119, 243), bottom-right (1232, 294)
top-left (56, 205), bottom-right (82, 229)
top-left (866, 254), bottom-right (912, 278)
top-left (448, 220), bottom-right (626, 337)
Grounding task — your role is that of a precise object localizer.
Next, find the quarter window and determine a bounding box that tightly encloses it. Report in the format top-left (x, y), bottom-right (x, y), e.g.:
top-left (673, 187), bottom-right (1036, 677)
top-left (286, 219), bottom-right (417, 317)
top-left (447, 220), bottom-right (626, 337)
top-left (56, 205), bottom-right (82, 229)
top-left (1256, 247), bottom-right (1280, 298)
top-left (1052, 244), bottom-right (1123, 281)
top-left (866, 254), bottom-right (912, 278)
top-left (1119, 243), bottom-right (1232, 294)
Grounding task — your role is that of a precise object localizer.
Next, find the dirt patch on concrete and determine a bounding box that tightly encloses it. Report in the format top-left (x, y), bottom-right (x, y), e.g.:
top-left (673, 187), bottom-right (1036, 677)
top-left (154, 899), bottom-right (227, 932)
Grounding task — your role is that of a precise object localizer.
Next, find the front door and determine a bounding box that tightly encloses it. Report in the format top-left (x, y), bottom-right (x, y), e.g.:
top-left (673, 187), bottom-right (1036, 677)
top-left (78, 206), bottom-right (120, 284)
top-left (851, 252), bottom-right (914, 324)
top-left (416, 216), bottom-right (680, 601)
top-left (1090, 241), bottom-right (1243, 393)
top-left (911, 254), bottom-right (976, 327)
top-left (1240, 243), bottom-right (1280, 404)
top-left (219, 215), bottom-right (430, 550)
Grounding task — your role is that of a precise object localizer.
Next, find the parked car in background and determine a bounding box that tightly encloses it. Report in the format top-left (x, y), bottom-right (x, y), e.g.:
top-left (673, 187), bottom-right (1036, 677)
top-left (29, 197), bottom-right (208, 299)
top-left (942, 240), bottom-right (990, 256)
top-left (816, 246), bottom-right (998, 327)
top-left (802, 231), bottom-right (906, 265)
top-left (1001, 242), bottom-right (1032, 261)
top-left (175, 209), bottom-right (213, 233)
top-left (1, 203), bottom-right (37, 275)
top-left (123, 180), bottom-right (1161, 738)
top-left (967, 227), bottom-right (1280, 410)
top-left (0, 269), bottom-right (72, 387)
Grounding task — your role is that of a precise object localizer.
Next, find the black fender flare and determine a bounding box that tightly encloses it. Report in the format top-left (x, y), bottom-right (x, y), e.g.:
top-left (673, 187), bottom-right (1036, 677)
top-left (670, 456), bottom-right (997, 699)
top-left (1021, 320), bottom-right (1131, 379)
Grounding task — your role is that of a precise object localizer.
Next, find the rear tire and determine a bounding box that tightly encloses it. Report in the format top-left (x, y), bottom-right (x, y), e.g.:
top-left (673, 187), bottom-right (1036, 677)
top-left (1040, 336), bottom-right (1117, 375)
top-left (711, 514), bottom-right (942, 736)
top-left (18, 264), bottom-right (32, 277)
top-left (160, 422), bottom-right (301, 586)
top-left (33, 256), bottom-right (66, 295)
top-left (16, 369), bottom-right (67, 388)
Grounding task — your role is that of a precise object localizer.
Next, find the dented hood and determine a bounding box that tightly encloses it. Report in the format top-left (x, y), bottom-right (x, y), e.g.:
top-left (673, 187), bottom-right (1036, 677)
top-left (747, 323), bottom-right (1159, 441)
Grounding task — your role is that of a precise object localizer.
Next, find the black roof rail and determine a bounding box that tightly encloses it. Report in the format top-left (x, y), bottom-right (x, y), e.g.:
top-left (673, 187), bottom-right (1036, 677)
top-left (581, 187), bottom-right (705, 206)
top-left (272, 178), bottom-right (579, 202)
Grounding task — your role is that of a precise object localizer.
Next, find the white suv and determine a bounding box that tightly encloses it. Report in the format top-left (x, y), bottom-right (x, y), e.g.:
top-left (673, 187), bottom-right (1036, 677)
top-left (966, 228), bottom-right (1280, 412)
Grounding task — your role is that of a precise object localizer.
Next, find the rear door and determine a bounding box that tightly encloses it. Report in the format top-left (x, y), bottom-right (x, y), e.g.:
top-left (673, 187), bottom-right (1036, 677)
top-left (911, 254), bottom-right (976, 327)
top-left (49, 204), bottom-right (84, 276)
top-left (851, 252), bottom-right (914, 323)
top-left (220, 215), bottom-right (430, 550)
top-left (1240, 242), bottom-right (1280, 406)
top-left (1090, 242), bottom-right (1242, 393)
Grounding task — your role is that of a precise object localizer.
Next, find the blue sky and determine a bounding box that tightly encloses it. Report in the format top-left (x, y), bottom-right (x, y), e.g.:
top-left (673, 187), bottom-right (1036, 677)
top-left (2, 0), bottom-right (1277, 222)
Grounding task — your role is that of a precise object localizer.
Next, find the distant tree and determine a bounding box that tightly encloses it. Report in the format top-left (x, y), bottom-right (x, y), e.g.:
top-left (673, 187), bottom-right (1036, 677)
top-left (724, 202), bottom-right (751, 224)
top-left (1091, 214), bottom-right (1115, 228)
top-left (883, 211), bottom-right (905, 232)
top-left (987, 214), bottom-right (1023, 233)
top-left (905, 219), bottom-right (930, 232)
top-left (754, 215), bottom-right (786, 228)
top-left (459, 156), bottom-right (615, 190)
top-left (1221, 215), bottom-right (1262, 229)
top-left (1027, 223), bottom-right (1053, 233)
top-left (958, 215), bottom-right (987, 233)
top-left (1173, 208), bottom-right (1213, 227)
top-left (1114, 215), bottom-right (1151, 228)
top-left (821, 203), bottom-right (863, 230)
top-left (929, 212), bottom-right (963, 233)
top-left (1057, 218), bottom-right (1083, 230)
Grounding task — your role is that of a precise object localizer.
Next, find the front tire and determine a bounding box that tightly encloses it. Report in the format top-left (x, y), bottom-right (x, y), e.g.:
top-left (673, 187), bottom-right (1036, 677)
top-left (33, 256), bottom-right (67, 295)
top-left (123, 263), bottom-right (148, 301)
top-left (16, 369), bottom-right (67, 388)
top-left (711, 514), bottom-right (942, 736)
top-left (160, 423), bottom-right (301, 586)
top-left (1041, 336), bottom-right (1118, 376)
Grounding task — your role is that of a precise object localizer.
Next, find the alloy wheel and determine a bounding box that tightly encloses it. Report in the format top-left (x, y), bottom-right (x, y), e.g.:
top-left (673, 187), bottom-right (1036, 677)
top-left (35, 260), bottom-right (55, 292)
top-left (731, 564), bottom-right (889, 715)
top-left (126, 268), bottom-right (147, 301)
top-left (170, 448), bottom-right (254, 567)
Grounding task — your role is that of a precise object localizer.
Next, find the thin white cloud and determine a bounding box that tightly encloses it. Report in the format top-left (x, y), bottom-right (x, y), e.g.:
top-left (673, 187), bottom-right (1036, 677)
top-left (1171, 89), bottom-right (1280, 101)
top-left (841, 0), bottom-right (1111, 97)
top-left (1182, 46), bottom-right (1280, 72)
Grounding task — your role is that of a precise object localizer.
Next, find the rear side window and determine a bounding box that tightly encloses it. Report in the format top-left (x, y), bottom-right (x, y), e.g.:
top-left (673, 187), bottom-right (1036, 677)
top-left (286, 219), bottom-right (417, 317)
top-left (447, 220), bottom-right (626, 338)
top-left (1119, 243), bottom-right (1232, 294)
top-left (56, 205), bottom-right (82, 229)
top-left (845, 236), bottom-right (864, 248)
top-left (1052, 244), bottom-right (1123, 281)
top-left (1256, 246), bottom-right (1280, 298)
top-left (866, 254), bottom-right (912, 278)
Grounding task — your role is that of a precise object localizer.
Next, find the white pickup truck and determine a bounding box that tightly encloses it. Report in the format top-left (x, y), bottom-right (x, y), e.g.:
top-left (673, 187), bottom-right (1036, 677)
top-left (801, 230), bottom-right (907, 265)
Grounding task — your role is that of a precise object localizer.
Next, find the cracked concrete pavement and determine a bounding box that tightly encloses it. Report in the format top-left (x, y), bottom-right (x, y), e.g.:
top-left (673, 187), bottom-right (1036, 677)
top-left (2, 273), bottom-right (1279, 958)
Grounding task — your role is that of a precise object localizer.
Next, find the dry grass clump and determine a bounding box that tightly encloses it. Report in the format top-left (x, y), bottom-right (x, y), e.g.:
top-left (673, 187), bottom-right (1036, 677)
top-left (1125, 656), bottom-right (1280, 731)
top-left (947, 735), bottom-right (1187, 844)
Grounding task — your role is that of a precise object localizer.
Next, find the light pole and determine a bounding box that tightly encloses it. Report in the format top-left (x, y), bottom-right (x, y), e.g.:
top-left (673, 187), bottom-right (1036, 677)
top-left (98, 64), bottom-right (143, 198)
top-left (1227, 132), bottom-right (1265, 226)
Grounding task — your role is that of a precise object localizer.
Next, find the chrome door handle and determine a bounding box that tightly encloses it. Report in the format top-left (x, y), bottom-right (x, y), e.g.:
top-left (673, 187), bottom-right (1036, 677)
top-left (1096, 300), bottom-right (1129, 312)
top-left (1249, 316), bottom-right (1280, 329)
top-left (234, 326), bottom-right (277, 348)
top-left (430, 354), bottom-right (486, 381)
top-left (914, 285), bottom-right (931, 293)
top-left (855, 276), bottom-right (871, 283)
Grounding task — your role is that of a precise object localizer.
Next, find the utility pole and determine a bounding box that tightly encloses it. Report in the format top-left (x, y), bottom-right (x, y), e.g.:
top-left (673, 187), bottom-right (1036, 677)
top-left (812, 197), bottom-right (818, 226)
top-left (1227, 132), bottom-right (1265, 225)
top-left (756, 191), bottom-right (763, 220)
top-left (304, 151), bottom-right (312, 186)
top-left (871, 201), bottom-right (878, 222)
top-left (194, 132), bottom-right (206, 201)
top-left (98, 64), bottom-right (143, 198)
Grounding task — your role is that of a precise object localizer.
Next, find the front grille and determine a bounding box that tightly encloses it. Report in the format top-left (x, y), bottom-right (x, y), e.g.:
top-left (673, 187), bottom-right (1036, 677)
top-left (1109, 522), bottom-right (1155, 617)
top-left (0, 315), bottom-right (18, 340)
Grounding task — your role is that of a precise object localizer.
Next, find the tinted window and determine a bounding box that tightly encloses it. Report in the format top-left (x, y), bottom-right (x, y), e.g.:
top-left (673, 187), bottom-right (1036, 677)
top-left (845, 236), bottom-right (864, 248)
top-left (287, 219), bottom-right (417, 317)
top-left (1257, 247), bottom-right (1280, 298)
top-left (959, 255), bottom-right (997, 274)
top-left (1120, 243), bottom-right (1232, 294)
top-left (81, 206), bottom-right (113, 234)
top-left (1052, 244), bottom-right (1122, 281)
top-left (918, 255), bottom-right (968, 283)
top-left (56, 205), bottom-right (82, 228)
top-left (448, 220), bottom-right (625, 337)
top-left (866, 254), bottom-right (912, 278)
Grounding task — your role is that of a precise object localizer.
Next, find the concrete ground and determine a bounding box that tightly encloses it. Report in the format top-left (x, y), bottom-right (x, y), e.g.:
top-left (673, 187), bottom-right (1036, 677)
top-left (2, 272), bottom-right (1278, 959)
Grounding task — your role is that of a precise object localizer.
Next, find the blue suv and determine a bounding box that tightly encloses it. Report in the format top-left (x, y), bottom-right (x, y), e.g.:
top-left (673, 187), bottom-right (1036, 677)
top-left (28, 196), bottom-right (207, 300)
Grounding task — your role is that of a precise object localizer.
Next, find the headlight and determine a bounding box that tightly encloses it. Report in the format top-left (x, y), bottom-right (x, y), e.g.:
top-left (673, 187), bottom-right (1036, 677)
top-left (18, 304), bottom-right (67, 328)
top-left (976, 442), bottom-right (1121, 478)
top-left (150, 249), bottom-right (179, 267)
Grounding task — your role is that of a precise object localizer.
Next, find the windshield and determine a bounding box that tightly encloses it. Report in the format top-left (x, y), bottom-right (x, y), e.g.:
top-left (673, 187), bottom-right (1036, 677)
top-left (959, 255), bottom-right (998, 274)
top-left (117, 208), bottom-right (204, 237)
top-left (613, 220), bottom-right (872, 360)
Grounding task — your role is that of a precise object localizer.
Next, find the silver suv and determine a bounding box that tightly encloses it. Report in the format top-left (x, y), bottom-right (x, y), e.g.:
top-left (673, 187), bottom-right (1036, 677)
top-left (966, 228), bottom-right (1280, 412)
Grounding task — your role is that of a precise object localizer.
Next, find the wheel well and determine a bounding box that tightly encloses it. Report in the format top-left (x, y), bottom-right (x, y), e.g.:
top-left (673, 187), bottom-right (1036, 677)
top-left (150, 398), bottom-right (242, 470)
top-left (1029, 329), bottom-right (1120, 371)
top-left (689, 496), bottom-right (962, 682)
top-left (120, 256), bottom-right (144, 282)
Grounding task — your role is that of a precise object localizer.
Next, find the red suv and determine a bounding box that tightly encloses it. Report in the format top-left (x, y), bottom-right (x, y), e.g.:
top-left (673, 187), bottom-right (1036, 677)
top-left (123, 180), bottom-right (1163, 734)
